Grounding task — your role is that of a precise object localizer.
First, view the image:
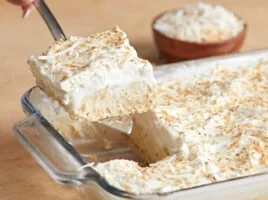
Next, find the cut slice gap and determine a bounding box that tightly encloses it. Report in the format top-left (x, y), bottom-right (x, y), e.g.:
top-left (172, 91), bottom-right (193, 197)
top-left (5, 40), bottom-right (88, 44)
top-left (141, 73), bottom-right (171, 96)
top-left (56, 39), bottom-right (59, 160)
top-left (70, 127), bottom-right (148, 166)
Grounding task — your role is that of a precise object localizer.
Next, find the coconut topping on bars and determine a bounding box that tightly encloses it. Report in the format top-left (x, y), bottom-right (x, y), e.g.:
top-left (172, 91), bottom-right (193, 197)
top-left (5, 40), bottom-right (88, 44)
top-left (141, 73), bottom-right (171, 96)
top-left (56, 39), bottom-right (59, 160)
top-left (30, 26), bottom-right (138, 82)
top-left (92, 62), bottom-right (268, 194)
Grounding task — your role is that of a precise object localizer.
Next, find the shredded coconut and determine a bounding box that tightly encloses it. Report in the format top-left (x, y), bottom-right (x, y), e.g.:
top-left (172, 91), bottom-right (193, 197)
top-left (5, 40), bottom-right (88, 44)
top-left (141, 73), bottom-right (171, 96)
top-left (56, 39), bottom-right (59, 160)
top-left (154, 2), bottom-right (245, 43)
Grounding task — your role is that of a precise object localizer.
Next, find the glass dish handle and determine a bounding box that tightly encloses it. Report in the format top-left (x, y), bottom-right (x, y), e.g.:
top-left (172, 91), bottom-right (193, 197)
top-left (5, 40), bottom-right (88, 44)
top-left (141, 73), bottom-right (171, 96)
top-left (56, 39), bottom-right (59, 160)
top-left (13, 114), bottom-right (97, 186)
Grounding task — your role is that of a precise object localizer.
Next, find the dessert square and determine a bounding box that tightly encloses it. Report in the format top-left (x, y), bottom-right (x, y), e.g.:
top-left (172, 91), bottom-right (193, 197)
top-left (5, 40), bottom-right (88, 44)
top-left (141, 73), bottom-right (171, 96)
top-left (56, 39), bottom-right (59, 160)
top-left (29, 27), bottom-right (156, 121)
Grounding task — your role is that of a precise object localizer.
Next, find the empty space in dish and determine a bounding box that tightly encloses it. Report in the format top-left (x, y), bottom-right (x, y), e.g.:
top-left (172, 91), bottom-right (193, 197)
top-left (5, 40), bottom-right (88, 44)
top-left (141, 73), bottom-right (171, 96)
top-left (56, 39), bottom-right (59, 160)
top-left (69, 125), bottom-right (145, 164)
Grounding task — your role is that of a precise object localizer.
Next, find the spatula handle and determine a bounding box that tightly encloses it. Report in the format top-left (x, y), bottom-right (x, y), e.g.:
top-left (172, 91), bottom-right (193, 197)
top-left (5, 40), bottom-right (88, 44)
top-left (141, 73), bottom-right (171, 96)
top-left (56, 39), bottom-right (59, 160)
top-left (33, 0), bottom-right (66, 41)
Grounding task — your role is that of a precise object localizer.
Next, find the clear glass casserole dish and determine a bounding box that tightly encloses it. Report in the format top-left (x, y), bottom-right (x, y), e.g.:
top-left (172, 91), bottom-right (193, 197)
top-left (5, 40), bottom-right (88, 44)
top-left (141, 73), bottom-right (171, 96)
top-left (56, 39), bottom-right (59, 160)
top-left (13, 50), bottom-right (268, 200)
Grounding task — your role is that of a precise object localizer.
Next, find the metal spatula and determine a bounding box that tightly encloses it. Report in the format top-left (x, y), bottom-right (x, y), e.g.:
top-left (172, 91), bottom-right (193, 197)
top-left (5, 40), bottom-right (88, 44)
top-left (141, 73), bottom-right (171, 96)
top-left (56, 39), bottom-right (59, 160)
top-left (30, 0), bottom-right (133, 134)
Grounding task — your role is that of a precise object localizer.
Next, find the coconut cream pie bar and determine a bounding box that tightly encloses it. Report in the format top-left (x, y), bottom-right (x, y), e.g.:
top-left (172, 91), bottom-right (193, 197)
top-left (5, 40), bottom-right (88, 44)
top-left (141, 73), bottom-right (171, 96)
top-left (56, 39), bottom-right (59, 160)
top-left (29, 27), bottom-right (156, 121)
top-left (91, 62), bottom-right (268, 194)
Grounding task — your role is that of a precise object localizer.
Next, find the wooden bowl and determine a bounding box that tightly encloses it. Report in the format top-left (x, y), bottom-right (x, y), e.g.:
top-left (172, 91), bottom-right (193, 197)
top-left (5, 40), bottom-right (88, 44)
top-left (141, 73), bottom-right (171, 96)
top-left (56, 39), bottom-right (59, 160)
top-left (152, 10), bottom-right (247, 62)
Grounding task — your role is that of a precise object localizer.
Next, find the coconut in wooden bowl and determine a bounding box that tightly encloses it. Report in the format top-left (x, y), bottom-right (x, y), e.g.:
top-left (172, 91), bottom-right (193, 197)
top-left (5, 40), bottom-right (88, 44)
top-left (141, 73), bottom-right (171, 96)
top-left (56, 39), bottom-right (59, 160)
top-left (152, 2), bottom-right (247, 62)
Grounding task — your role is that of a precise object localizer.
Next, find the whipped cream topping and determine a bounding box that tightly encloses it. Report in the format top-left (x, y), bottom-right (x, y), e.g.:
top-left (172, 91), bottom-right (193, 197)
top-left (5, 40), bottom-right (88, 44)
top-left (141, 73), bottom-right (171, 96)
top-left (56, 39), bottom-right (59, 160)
top-left (92, 62), bottom-right (268, 194)
top-left (154, 2), bottom-right (245, 43)
top-left (30, 26), bottom-right (138, 83)
top-left (29, 27), bottom-right (156, 120)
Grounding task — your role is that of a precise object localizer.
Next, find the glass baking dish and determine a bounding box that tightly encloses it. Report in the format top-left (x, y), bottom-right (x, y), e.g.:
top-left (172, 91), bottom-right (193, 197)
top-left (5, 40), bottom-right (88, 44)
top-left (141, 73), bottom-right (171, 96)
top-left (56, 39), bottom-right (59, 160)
top-left (13, 49), bottom-right (268, 200)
